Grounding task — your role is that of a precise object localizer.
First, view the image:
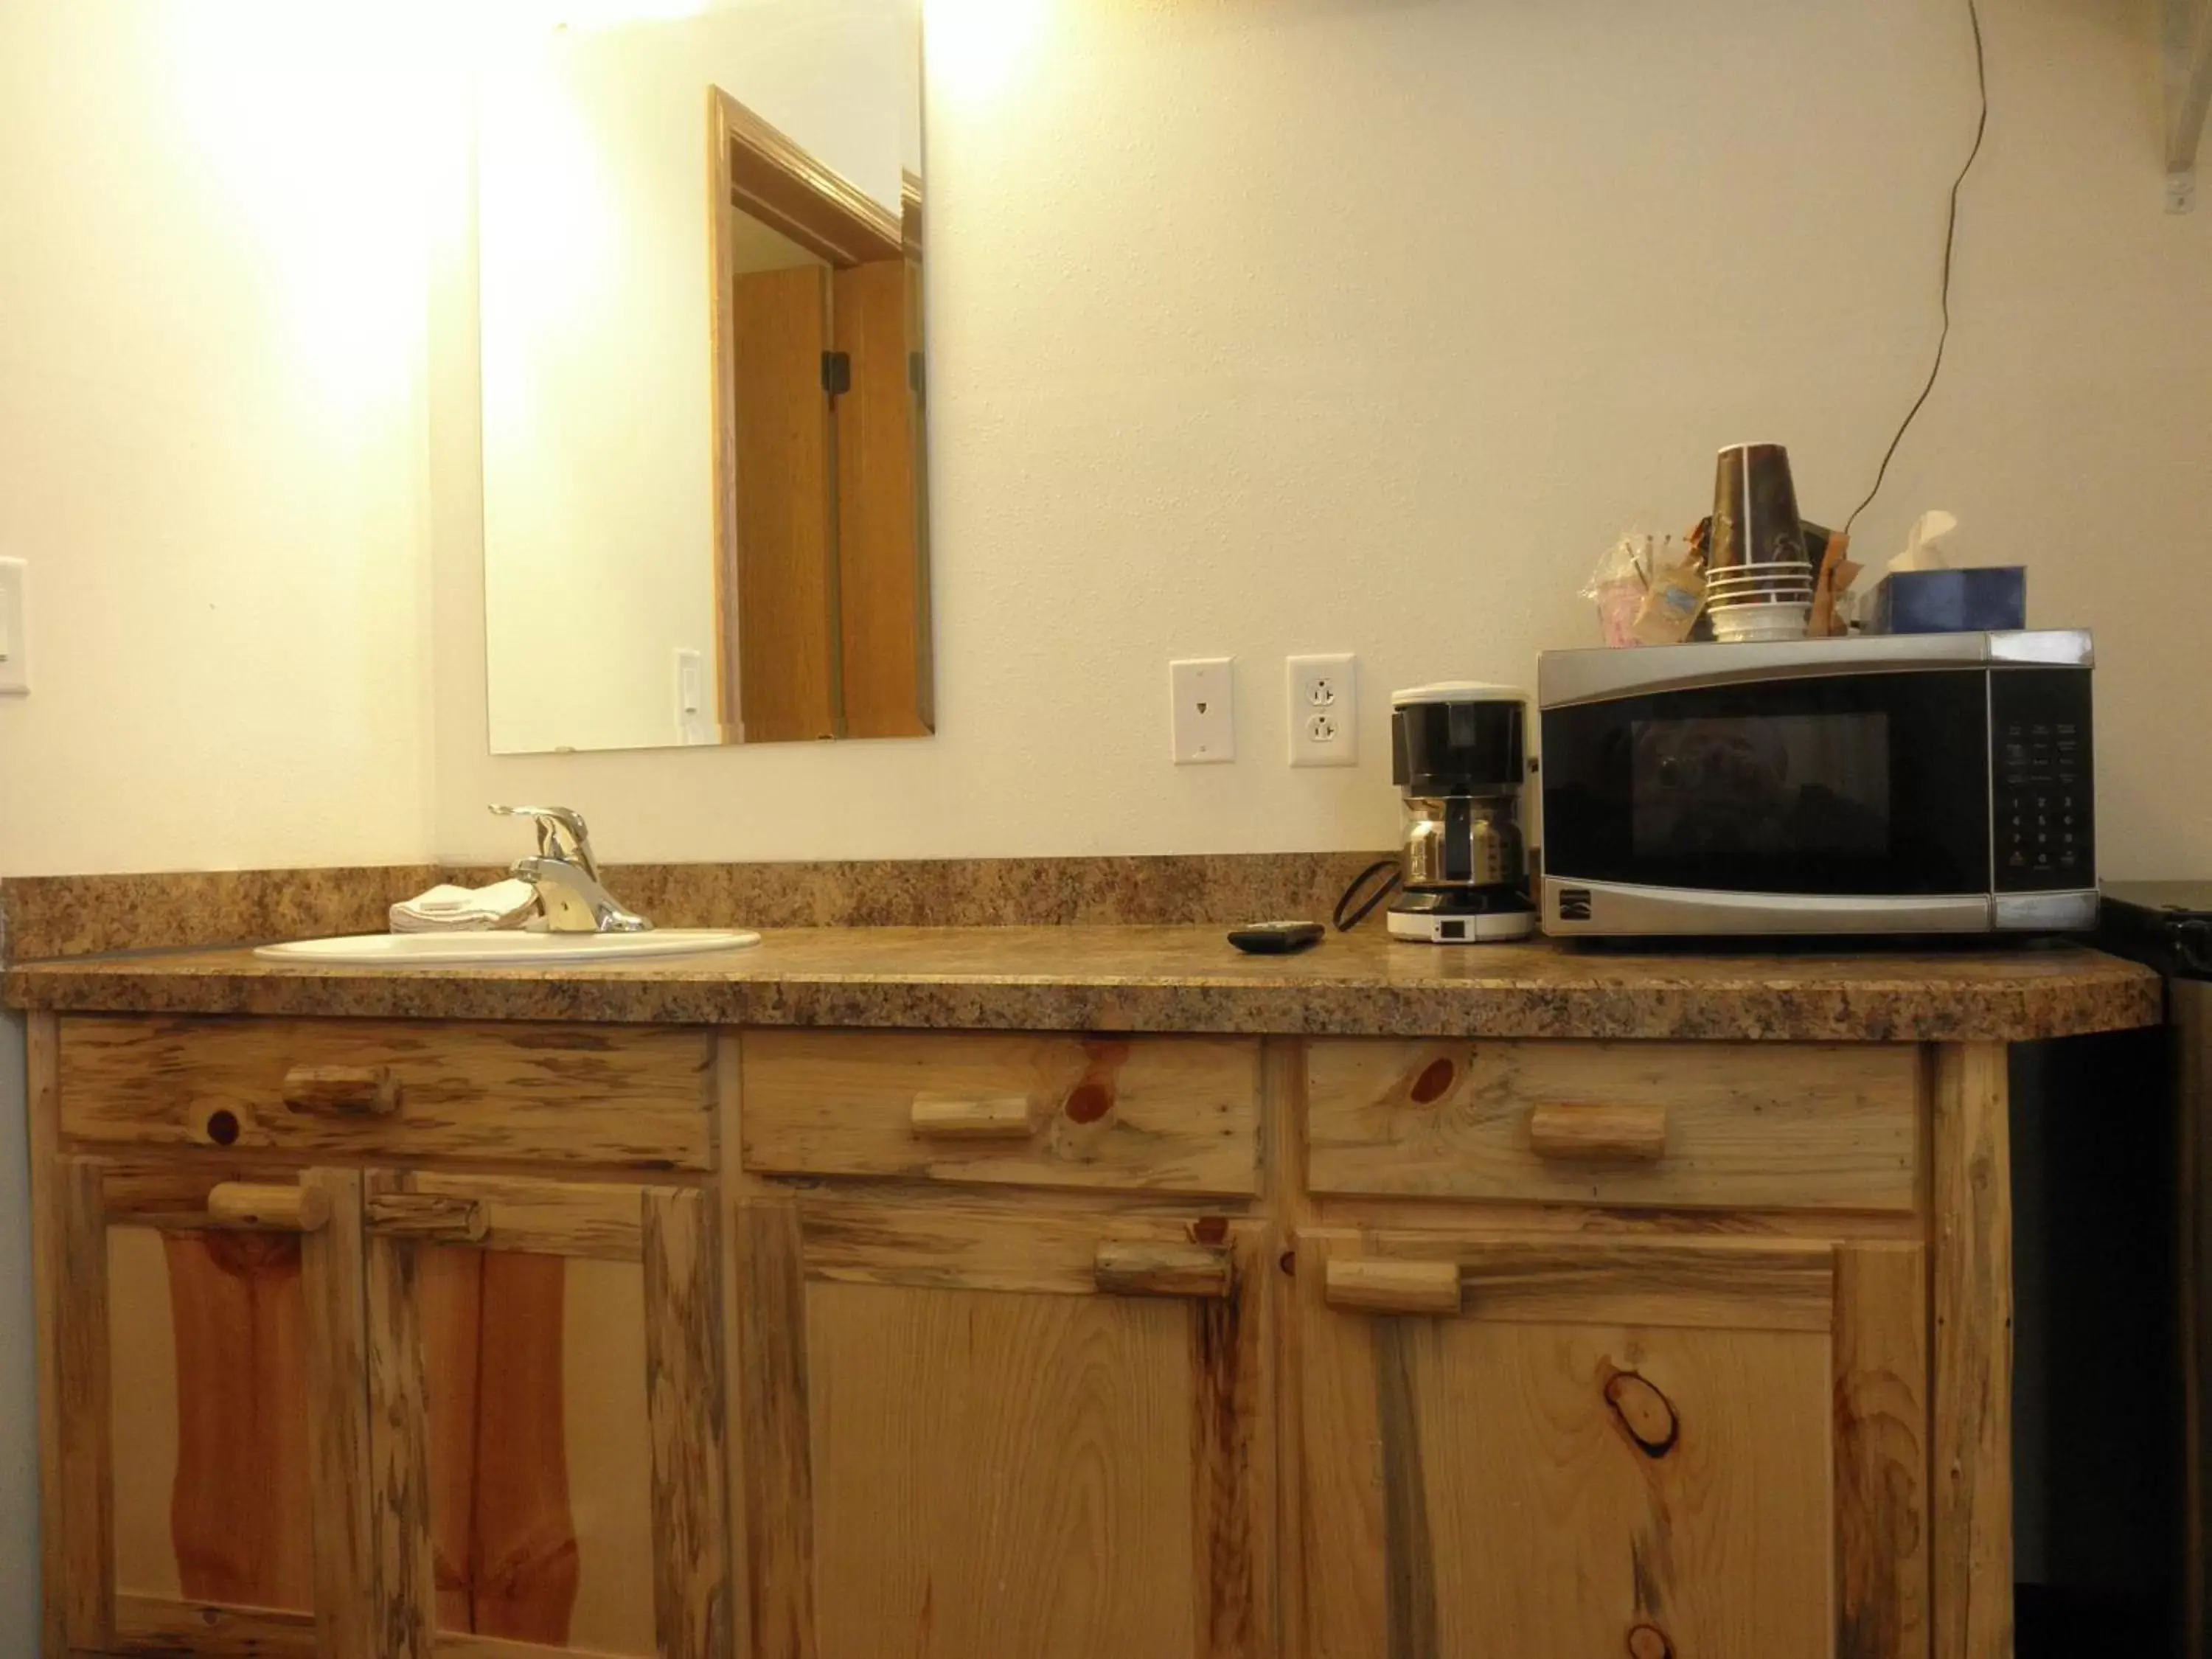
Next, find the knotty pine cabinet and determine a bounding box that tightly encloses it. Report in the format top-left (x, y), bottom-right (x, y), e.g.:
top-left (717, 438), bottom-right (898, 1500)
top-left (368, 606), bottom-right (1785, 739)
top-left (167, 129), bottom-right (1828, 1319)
top-left (1292, 1229), bottom-right (1927, 1659)
top-left (48, 1158), bottom-right (362, 1653)
top-left (42, 1158), bottom-right (726, 1659)
top-left (731, 1196), bottom-right (1273, 1659)
top-left (29, 1013), bottom-right (2010, 1659)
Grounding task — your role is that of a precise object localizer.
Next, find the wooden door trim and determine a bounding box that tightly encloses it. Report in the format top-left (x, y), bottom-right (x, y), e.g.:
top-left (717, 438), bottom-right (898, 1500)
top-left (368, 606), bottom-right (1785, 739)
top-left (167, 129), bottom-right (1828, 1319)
top-left (791, 1189), bottom-right (1265, 1297)
top-left (641, 1186), bottom-right (734, 1657)
top-left (1930, 1042), bottom-right (2012, 1659)
top-left (112, 1593), bottom-right (317, 1655)
top-left (707, 88), bottom-right (741, 740)
top-left (366, 1170), bottom-right (440, 1657)
top-left (1321, 1228), bottom-right (1838, 1334)
top-left (714, 88), bottom-right (902, 270)
top-left (1190, 1222), bottom-right (1275, 1658)
top-left (29, 1010), bottom-right (74, 1656)
top-left (1836, 1239), bottom-right (1930, 1659)
top-left (732, 1195), bottom-right (815, 1659)
top-left (303, 1166), bottom-right (375, 1659)
top-left (400, 1171), bottom-right (650, 1261)
top-left (56, 1155), bottom-right (114, 1650)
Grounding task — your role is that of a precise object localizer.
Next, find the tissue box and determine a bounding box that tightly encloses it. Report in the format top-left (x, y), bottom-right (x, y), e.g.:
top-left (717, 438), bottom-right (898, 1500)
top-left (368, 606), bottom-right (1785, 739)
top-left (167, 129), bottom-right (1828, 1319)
top-left (1865, 567), bottom-right (2025, 634)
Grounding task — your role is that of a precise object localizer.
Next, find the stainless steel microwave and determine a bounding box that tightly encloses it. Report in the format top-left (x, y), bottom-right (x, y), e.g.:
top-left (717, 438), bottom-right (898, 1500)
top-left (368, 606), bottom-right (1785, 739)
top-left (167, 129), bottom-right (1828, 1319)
top-left (1537, 630), bottom-right (2096, 936)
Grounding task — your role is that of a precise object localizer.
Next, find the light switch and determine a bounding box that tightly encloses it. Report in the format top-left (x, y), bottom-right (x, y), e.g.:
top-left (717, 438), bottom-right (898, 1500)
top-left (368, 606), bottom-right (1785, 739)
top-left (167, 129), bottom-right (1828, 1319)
top-left (675, 647), bottom-right (712, 744)
top-left (0, 559), bottom-right (26, 695)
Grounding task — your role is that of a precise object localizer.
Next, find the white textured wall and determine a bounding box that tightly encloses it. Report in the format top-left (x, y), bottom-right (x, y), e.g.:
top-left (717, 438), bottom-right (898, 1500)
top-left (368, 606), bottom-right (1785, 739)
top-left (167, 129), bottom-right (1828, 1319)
top-left (435, 0), bottom-right (2212, 877)
top-left (1, 0), bottom-right (2208, 882)
top-left (0, 1), bottom-right (439, 877)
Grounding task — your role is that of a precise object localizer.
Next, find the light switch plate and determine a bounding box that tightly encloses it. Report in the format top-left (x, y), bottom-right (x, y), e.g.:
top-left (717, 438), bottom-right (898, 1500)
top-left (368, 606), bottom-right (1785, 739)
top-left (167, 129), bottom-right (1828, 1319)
top-left (1170, 657), bottom-right (1235, 763)
top-left (674, 647), bottom-right (712, 744)
top-left (0, 559), bottom-right (26, 695)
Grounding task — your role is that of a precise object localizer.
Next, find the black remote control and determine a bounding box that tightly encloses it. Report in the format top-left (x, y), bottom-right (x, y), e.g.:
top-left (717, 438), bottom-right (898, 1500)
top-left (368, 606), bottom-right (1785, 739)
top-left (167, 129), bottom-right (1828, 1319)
top-left (1227, 920), bottom-right (1326, 955)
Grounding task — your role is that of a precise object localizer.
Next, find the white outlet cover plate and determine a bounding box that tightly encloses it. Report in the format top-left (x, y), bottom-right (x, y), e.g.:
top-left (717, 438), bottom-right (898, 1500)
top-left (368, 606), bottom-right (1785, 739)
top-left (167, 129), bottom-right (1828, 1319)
top-left (1287, 653), bottom-right (1356, 766)
top-left (0, 559), bottom-right (26, 695)
top-left (1170, 657), bottom-right (1235, 763)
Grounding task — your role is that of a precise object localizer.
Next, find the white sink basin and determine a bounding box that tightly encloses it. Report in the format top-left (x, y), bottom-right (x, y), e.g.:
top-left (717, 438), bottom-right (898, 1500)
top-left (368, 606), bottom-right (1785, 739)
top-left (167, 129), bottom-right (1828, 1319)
top-left (253, 928), bottom-right (762, 967)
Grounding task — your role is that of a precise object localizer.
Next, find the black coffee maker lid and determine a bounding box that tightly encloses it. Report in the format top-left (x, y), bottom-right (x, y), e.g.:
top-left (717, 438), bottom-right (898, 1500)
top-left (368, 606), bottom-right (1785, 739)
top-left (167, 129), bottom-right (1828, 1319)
top-left (1391, 682), bottom-right (1527, 796)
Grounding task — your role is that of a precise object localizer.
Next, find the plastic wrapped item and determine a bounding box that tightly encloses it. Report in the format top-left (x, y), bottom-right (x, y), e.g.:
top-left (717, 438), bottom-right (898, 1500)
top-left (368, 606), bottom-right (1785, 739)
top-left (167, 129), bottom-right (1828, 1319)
top-left (1631, 554), bottom-right (1706, 645)
top-left (1582, 533), bottom-right (1652, 648)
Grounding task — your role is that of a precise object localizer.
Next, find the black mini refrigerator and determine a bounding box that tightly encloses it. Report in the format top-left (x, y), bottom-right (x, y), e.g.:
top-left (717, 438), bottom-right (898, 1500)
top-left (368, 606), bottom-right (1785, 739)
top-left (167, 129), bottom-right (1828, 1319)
top-left (2013, 885), bottom-right (2212, 1655)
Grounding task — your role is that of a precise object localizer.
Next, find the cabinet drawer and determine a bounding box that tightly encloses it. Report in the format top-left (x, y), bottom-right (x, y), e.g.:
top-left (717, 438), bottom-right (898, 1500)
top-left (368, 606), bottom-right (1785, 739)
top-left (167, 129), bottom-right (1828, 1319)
top-left (1305, 1039), bottom-right (1920, 1213)
top-left (58, 1015), bottom-right (715, 1169)
top-left (740, 1030), bottom-right (1262, 1195)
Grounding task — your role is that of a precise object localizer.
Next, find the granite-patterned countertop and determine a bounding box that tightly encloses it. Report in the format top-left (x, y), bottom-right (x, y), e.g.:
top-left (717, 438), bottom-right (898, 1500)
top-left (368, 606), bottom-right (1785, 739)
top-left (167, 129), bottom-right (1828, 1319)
top-left (0, 926), bottom-right (2163, 1043)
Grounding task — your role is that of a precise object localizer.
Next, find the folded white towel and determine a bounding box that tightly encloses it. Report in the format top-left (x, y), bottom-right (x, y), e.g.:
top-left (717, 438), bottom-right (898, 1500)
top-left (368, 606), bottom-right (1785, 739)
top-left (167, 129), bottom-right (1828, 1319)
top-left (389, 879), bottom-right (542, 934)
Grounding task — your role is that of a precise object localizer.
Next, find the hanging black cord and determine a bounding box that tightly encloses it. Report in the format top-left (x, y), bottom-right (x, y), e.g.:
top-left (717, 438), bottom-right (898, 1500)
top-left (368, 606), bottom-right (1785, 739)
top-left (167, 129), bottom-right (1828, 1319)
top-left (1843, 0), bottom-right (1990, 538)
top-left (1333, 858), bottom-right (1403, 931)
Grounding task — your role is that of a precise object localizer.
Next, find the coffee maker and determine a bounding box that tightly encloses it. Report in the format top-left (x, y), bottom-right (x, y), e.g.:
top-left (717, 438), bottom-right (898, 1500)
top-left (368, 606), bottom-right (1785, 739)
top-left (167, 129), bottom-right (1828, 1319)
top-left (1387, 683), bottom-right (1536, 943)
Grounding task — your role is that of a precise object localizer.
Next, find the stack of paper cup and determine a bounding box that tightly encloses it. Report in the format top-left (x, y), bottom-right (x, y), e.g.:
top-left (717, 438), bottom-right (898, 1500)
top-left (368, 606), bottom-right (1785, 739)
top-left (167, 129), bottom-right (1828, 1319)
top-left (1705, 442), bottom-right (1813, 643)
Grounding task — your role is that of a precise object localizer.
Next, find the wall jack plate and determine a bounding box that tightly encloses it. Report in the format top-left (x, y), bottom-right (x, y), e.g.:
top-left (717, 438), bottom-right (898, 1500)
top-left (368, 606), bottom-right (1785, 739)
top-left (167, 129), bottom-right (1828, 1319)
top-left (1170, 658), bottom-right (1235, 763)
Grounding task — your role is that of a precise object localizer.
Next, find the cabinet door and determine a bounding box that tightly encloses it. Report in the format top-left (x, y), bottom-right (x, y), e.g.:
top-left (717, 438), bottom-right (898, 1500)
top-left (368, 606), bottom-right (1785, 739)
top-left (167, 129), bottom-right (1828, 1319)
top-left (364, 1172), bottom-right (731, 1659)
top-left (733, 1194), bottom-right (1273, 1659)
top-left (49, 1158), bottom-right (370, 1658)
top-left (1294, 1231), bottom-right (1930, 1659)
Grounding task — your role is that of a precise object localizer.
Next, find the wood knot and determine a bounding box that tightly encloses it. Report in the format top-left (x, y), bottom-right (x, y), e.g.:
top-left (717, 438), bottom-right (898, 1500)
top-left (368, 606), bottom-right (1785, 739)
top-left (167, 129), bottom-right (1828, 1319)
top-left (1604, 1370), bottom-right (1680, 1458)
top-left (1189, 1216), bottom-right (1229, 1245)
top-left (1063, 1082), bottom-right (1113, 1124)
top-left (203, 1107), bottom-right (240, 1147)
top-left (1627, 1624), bottom-right (1674, 1659)
top-left (1408, 1057), bottom-right (1457, 1104)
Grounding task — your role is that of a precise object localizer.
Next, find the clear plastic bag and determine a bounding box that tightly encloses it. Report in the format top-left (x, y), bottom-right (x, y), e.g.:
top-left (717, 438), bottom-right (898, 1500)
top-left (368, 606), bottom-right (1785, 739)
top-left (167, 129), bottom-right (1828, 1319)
top-left (1582, 533), bottom-right (1652, 649)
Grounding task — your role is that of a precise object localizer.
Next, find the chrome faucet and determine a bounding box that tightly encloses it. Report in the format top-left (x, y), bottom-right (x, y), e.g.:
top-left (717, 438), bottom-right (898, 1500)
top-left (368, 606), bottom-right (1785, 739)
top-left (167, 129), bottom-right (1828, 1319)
top-left (490, 804), bottom-right (653, 933)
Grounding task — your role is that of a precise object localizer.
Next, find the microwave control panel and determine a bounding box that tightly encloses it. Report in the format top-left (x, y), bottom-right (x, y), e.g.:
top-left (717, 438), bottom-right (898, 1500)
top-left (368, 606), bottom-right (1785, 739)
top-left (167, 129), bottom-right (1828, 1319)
top-left (1990, 668), bottom-right (2094, 891)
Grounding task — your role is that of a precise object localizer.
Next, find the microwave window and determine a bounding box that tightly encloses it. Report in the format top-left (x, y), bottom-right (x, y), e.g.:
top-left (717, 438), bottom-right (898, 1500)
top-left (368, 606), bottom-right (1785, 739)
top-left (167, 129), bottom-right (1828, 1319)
top-left (1540, 668), bottom-right (1995, 897)
top-left (1632, 714), bottom-right (1890, 860)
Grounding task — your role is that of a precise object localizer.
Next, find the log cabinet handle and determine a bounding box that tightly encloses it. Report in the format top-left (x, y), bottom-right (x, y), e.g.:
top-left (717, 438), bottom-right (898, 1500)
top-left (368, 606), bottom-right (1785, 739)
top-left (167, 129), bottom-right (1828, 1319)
top-left (282, 1064), bottom-right (400, 1118)
top-left (366, 1192), bottom-right (490, 1243)
top-left (1093, 1241), bottom-right (1232, 1299)
top-left (1528, 1102), bottom-right (1667, 1164)
top-left (205, 1181), bottom-right (331, 1234)
top-left (909, 1092), bottom-right (1035, 1141)
top-left (1324, 1256), bottom-right (1462, 1316)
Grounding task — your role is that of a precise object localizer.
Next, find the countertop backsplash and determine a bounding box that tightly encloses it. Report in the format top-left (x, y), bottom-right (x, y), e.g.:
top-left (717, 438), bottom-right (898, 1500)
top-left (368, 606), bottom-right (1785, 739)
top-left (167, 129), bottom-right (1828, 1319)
top-left (0, 853), bottom-right (1396, 964)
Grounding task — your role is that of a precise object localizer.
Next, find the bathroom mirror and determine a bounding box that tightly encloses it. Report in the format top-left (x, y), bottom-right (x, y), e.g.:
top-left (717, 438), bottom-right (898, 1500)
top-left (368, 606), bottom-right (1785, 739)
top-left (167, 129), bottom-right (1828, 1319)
top-left (479, 0), bottom-right (929, 754)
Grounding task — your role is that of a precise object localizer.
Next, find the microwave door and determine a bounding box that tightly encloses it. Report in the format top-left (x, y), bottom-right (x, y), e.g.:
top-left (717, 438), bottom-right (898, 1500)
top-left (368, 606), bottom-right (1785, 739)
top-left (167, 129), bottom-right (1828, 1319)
top-left (1540, 669), bottom-right (1994, 903)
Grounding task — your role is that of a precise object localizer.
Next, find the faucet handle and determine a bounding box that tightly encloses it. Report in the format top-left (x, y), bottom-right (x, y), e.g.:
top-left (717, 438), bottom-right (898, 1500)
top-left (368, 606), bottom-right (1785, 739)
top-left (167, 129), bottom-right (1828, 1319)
top-left (489, 804), bottom-right (600, 880)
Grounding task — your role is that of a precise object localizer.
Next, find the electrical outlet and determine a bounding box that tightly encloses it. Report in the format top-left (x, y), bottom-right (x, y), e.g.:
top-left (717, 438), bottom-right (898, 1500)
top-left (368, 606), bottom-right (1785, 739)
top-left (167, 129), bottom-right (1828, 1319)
top-left (1287, 653), bottom-right (1355, 766)
top-left (1170, 658), bottom-right (1235, 763)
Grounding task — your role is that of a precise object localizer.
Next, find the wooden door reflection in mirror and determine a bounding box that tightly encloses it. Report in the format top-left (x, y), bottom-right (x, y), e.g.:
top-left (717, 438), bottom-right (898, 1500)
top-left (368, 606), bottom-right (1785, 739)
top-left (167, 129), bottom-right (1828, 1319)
top-left (711, 91), bottom-right (931, 743)
top-left (476, 1), bottom-right (928, 755)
